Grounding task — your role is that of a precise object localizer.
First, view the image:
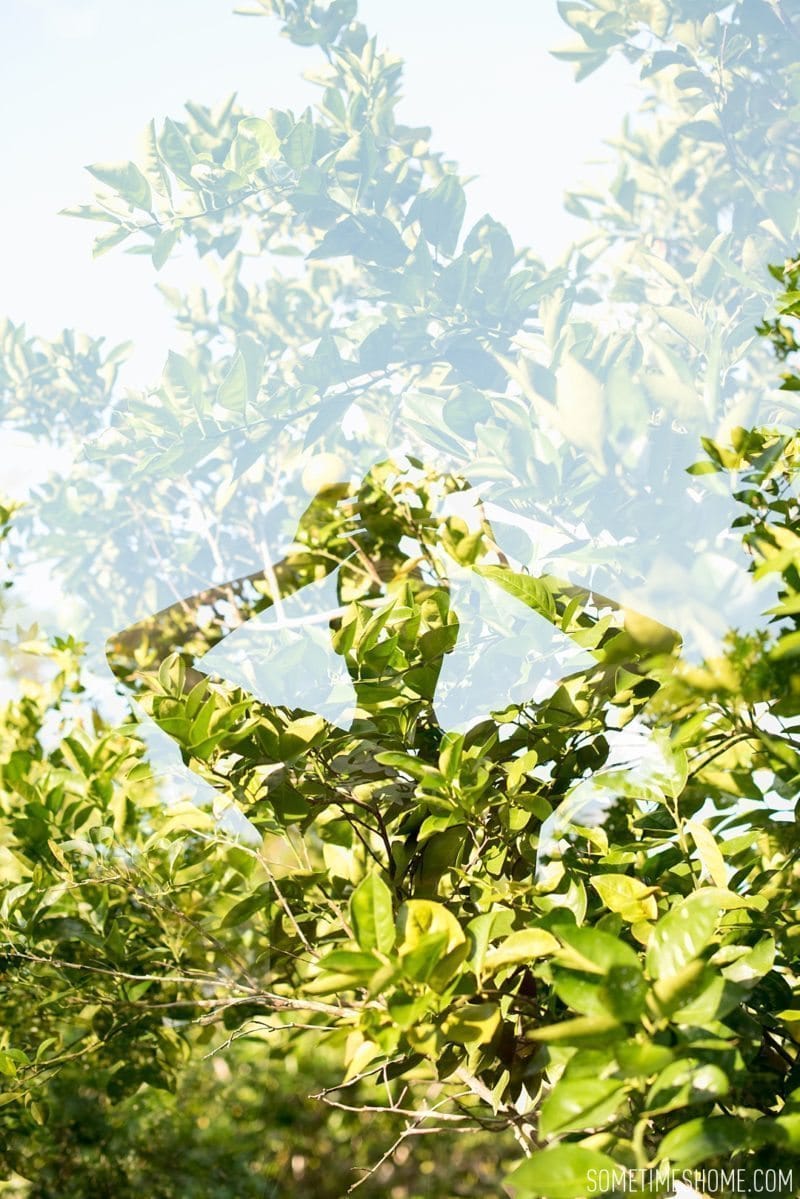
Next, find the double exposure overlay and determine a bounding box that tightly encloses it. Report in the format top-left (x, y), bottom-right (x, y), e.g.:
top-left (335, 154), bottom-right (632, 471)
top-left (1, 3), bottom-right (799, 1197)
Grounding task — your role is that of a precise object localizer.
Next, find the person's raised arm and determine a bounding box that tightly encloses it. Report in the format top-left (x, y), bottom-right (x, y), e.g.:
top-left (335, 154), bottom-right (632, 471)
top-left (106, 483), bottom-right (356, 695)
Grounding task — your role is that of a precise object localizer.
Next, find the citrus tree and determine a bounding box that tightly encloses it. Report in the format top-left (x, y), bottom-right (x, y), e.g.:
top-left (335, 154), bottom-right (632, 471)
top-left (0, 2), bottom-right (799, 1197)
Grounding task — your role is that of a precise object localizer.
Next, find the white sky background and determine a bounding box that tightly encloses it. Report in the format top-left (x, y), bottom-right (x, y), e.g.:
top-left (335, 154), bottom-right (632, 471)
top-left (0, 3), bottom-right (781, 668)
top-left (0, 2), bottom-right (774, 667)
top-left (0, 0), bottom-right (641, 701)
top-left (0, 0), bottom-right (636, 391)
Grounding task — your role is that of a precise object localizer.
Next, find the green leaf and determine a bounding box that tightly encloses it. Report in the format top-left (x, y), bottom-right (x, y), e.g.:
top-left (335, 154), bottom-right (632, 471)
top-left (0, 1052), bottom-right (18, 1078)
top-left (397, 900), bottom-right (463, 951)
top-left (682, 119), bottom-right (721, 143)
top-left (539, 1076), bottom-right (626, 1136)
top-left (278, 713), bottom-right (328, 759)
top-left (282, 120), bottom-right (315, 170)
top-left (316, 950), bottom-right (381, 977)
top-left (650, 958), bottom-right (709, 1018)
top-left (670, 973), bottom-right (744, 1026)
top-left (474, 566), bottom-right (556, 619)
top-left (656, 305), bottom-right (708, 353)
top-left (407, 175), bottom-right (466, 257)
top-left (615, 1039), bottom-right (674, 1077)
top-left (375, 750), bottom-right (440, 783)
top-left (216, 352), bottom-right (250, 414)
top-left (483, 928), bottom-right (560, 974)
top-left (604, 965), bottom-right (648, 1023)
top-left (754, 1112), bottom-right (800, 1150)
top-left (443, 1002), bottom-right (500, 1046)
top-left (350, 875), bottom-right (395, 955)
top-left (400, 930), bottom-right (449, 984)
top-left (443, 387), bottom-right (492, 438)
top-left (686, 821), bottom-right (728, 888)
top-left (92, 226), bottom-right (130, 258)
top-left (551, 967), bottom-right (609, 1018)
top-left (396, 899), bottom-right (466, 990)
top-left (309, 215), bottom-right (408, 268)
top-left (590, 874), bottom-right (658, 923)
top-left (555, 925), bottom-right (641, 975)
top-left (59, 204), bottom-right (121, 224)
top-left (658, 1115), bottom-right (745, 1168)
top-left (227, 116), bottom-right (279, 177)
top-left (721, 936), bottom-right (774, 986)
top-left (158, 117), bottom-right (199, 186)
top-left (86, 161), bottom-right (153, 211)
top-left (505, 1145), bottom-right (618, 1198)
top-left (164, 350), bottom-right (201, 405)
top-left (552, 961), bottom-right (646, 1023)
top-left (138, 117), bottom-right (172, 198)
top-left (646, 890), bottom-right (724, 980)
top-left (152, 227), bottom-right (180, 270)
top-left (528, 1014), bottom-right (623, 1046)
top-left (219, 887), bottom-right (270, 928)
top-left (437, 731), bottom-right (464, 781)
top-left (646, 1058), bottom-right (728, 1114)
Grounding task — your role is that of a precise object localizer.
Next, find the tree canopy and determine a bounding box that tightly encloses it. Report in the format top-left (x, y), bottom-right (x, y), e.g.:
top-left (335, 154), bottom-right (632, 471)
top-left (1, 2), bottom-right (799, 1196)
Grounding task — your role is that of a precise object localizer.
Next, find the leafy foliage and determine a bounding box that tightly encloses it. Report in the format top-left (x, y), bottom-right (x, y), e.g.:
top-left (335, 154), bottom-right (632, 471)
top-left (1, 2), bottom-right (799, 1197)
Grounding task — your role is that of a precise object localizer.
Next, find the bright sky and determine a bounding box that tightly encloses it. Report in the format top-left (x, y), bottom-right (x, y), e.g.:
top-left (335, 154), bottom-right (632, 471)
top-left (0, 2), bottom-right (773, 680)
top-left (0, 0), bottom-right (636, 388)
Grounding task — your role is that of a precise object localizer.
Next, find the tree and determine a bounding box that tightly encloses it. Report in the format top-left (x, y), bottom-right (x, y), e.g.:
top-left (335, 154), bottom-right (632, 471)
top-left (0, 2), bottom-right (799, 1196)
